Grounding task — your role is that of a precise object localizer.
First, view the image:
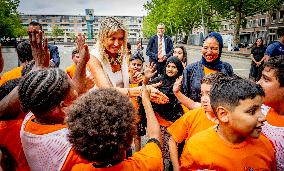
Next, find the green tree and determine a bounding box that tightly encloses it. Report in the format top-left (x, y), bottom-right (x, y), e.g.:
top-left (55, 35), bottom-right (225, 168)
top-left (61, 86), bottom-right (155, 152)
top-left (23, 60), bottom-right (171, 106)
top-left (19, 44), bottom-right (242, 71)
top-left (142, 0), bottom-right (221, 42)
top-left (0, 0), bottom-right (26, 39)
top-left (208, 0), bottom-right (283, 45)
top-left (51, 25), bottom-right (64, 40)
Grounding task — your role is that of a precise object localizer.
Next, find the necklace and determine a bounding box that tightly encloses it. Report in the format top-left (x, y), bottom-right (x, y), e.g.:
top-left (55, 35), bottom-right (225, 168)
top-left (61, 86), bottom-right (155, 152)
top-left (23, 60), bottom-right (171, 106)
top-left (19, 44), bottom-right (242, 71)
top-left (105, 51), bottom-right (122, 66)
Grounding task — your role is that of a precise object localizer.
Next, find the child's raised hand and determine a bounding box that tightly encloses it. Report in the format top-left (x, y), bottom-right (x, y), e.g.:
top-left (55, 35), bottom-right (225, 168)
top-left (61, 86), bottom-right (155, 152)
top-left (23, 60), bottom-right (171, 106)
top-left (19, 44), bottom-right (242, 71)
top-left (173, 76), bottom-right (182, 94)
top-left (29, 29), bottom-right (50, 69)
top-left (144, 62), bottom-right (157, 79)
top-left (76, 33), bottom-right (89, 64)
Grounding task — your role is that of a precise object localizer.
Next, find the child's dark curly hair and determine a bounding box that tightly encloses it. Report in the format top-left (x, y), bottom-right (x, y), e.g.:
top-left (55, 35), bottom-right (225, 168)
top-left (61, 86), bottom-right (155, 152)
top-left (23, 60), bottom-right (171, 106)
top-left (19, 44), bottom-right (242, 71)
top-left (18, 68), bottom-right (70, 116)
top-left (67, 88), bottom-right (137, 164)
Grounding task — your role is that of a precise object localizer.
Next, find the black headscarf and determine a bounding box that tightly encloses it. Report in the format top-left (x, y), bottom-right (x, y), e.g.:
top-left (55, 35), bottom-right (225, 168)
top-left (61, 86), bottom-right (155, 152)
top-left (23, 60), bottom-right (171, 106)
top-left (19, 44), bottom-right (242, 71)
top-left (201, 32), bottom-right (225, 71)
top-left (142, 57), bottom-right (184, 122)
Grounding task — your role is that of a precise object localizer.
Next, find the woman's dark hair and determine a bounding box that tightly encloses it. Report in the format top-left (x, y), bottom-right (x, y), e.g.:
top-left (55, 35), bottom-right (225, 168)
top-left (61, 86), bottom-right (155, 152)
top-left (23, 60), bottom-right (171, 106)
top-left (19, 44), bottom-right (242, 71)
top-left (67, 89), bottom-right (137, 164)
top-left (253, 37), bottom-right (264, 47)
top-left (174, 45), bottom-right (187, 64)
top-left (18, 68), bottom-right (70, 116)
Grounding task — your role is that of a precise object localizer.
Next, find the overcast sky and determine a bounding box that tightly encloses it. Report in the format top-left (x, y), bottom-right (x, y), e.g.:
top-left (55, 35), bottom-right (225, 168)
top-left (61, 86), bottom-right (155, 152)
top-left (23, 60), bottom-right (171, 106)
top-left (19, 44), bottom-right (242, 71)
top-left (18, 0), bottom-right (149, 16)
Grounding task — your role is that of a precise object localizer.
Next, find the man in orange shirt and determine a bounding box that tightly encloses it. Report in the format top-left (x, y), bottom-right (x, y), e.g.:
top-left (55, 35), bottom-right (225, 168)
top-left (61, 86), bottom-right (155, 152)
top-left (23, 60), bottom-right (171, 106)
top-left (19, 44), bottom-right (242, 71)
top-left (180, 78), bottom-right (276, 170)
top-left (68, 86), bottom-right (163, 171)
top-left (167, 72), bottom-right (227, 170)
top-left (258, 56), bottom-right (284, 170)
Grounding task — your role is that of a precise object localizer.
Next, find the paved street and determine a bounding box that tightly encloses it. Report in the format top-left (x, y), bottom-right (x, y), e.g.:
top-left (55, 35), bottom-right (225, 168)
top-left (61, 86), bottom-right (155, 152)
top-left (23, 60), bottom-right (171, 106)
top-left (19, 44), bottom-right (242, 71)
top-left (1, 45), bottom-right (251, 78)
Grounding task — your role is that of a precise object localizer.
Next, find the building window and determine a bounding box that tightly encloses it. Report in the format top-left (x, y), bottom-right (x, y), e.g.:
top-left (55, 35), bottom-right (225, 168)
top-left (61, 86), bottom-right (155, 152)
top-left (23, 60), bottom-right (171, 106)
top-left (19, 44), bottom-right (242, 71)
top-left (259, 18), bottom-right (266, 26)
top-left (272, 13), bottom-right (277, 24)
top-left (279, 11), bottom-right (284, 22)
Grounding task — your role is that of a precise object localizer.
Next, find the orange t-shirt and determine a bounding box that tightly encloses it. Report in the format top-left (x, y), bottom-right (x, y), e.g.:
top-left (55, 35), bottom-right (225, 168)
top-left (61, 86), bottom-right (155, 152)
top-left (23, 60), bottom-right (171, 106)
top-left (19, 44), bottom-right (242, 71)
top-left (167, 107), bottom-right (215, 143)
top-left (0, 66), bottom-right (23, 86)
top-left (203, 66), bottom-right (217, 75)
top-left (129, 83), bottom-right (140, 110)
top-left (0, 112), bottom-right (30, 171)
top-left (71, 141), bottom-right (163, 171)
top-left (266, 108), bottom-right (284, 127)
top-left (180, 127), bottom-right (276, 171)
top-left (24, 116), bottom-right (87, 171)
top-left (65, 63), bottom-right (76, 78)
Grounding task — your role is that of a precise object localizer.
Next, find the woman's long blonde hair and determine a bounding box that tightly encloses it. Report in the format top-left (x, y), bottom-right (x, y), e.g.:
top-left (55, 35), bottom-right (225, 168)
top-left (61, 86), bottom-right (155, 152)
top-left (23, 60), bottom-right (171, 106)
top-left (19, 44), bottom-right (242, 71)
top-left (96, 17), bottom-right (128, 62)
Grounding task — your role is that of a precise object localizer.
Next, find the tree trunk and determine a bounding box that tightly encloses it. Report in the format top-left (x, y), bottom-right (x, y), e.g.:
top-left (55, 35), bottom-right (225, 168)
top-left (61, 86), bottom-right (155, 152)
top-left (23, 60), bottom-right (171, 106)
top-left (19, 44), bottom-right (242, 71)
top-left (233, 9), bottom-right (242, 46)
top-left (264, 11), bottom-right (272, 45)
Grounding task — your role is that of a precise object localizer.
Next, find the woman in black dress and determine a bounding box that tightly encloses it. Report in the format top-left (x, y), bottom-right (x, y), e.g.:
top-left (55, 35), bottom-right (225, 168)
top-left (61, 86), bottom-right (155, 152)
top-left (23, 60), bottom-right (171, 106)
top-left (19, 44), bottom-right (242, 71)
top-left (249, 38), bottom-right (266, 81)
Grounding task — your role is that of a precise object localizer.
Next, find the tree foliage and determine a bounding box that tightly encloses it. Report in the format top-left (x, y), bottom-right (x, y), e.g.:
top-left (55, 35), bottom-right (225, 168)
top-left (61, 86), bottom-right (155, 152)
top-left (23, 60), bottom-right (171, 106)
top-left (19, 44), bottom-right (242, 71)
top-left (0, 0), bottom-right (26, 39)
top-left (143, 0), bottom-right (282, 45)
top-left (142, 0), bottom-right (221, 39)
top-left (208, 0), bottom-right (283, 45)
top-left (51, 25), bottom-right (64, 39)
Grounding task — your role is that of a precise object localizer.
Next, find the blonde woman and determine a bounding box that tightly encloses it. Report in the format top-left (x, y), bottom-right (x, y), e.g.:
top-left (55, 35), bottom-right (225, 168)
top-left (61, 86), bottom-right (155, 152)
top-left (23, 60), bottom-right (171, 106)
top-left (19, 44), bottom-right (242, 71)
top-left (87, 17), bottom-right (168, 104)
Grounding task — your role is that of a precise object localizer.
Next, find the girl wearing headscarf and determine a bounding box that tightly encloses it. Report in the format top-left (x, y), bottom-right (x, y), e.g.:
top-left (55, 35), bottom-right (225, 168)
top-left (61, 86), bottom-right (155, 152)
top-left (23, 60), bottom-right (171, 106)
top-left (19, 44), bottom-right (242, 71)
top-left (181, 32), bottom-right (234, 103)
top-left (138, 56), bottom-right (184, 169)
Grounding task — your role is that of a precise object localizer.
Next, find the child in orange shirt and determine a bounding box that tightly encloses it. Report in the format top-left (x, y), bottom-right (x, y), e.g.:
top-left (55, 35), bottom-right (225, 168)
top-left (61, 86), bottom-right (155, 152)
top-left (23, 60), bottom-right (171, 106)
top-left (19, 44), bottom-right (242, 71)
top-left (180, 78), bottom-right (276, 170)
top-left (167, 72), bottom-right (228, 170)
top-left (67, 86), bottom-right (163, 171)
top-left (18, 29), bottom-right (89, 171)
top-left (66, 48), bottom-right (80, 78)
top-left (258, 56), bottom-right (284, 170)
top-left (0, 41), bottom-right (33, 86)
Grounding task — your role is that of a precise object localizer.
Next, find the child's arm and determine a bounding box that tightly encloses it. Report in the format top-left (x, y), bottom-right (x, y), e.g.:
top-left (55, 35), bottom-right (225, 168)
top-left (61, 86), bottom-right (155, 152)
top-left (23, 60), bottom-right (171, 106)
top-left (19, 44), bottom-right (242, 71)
top-left (141, 84), bottom-right (162, 143)
top-left (173, 76), bottom-right (201, 109)
top-left (72, 34), bottom-right (90, 94)
top-left (169, 136), bottom-right (180, 171)
top-left (0, 87), bottom-right (20, 120)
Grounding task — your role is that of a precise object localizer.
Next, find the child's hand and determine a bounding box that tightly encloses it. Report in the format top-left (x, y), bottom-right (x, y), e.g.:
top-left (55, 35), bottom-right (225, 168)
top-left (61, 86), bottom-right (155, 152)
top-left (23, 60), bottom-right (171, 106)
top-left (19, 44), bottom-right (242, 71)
top-left (144, 62), bottom-right (157, 79)
top-left (130, 71), bottom-right (143, 84)
top-left (173, 76), bottom-right (182, 94)
top-left (76, 33), bottom-right (90, 64)
top-left (29, 29), bottom-right (50, 69)
top-left (147, 85), bottom-right (169, 104)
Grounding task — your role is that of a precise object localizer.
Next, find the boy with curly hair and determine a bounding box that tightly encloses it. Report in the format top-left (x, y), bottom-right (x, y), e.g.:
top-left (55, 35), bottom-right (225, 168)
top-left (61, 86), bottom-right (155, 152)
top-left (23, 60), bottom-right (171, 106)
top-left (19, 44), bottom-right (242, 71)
top-left (180, 78), bottom-right (276, 170)
top-left (68, 87), bottom-right (163, 171)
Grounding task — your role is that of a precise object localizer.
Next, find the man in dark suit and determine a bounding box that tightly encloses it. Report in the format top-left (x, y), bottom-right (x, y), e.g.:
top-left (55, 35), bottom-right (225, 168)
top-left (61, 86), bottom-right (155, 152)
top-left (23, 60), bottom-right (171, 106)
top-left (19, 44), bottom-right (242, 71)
top-left (146, 23), bottom-right (173, 75)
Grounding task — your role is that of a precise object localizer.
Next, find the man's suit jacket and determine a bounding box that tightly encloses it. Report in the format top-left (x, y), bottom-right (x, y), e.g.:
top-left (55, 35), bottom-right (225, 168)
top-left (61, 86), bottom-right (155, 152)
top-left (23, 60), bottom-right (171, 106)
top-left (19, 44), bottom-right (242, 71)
top-left (146, 35), bottom-right (173, 62)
